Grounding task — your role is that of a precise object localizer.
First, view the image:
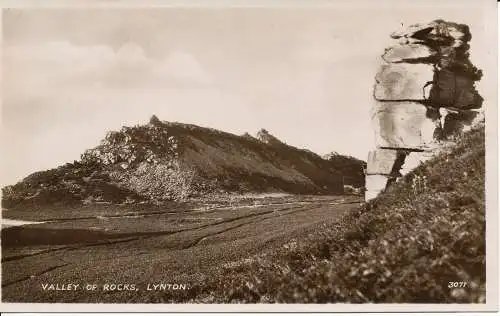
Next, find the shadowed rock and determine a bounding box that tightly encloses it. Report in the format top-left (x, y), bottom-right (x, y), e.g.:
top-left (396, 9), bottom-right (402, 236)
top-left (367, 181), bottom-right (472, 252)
top-left (429, 69), bottom-right (483, 109)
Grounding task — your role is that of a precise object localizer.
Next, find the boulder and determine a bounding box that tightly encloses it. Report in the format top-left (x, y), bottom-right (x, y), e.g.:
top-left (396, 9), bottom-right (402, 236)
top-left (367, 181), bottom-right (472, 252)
top-left (366, 19), bottom-right (482, 201)
top-left (374, 63), bottom-right (435, 101)
top-left (365, 190), bottom-right (381, 202)
top-left (371, 101), bottom-right (440, 149)
top-left (391, 20), bottom-right (470, 43)
top-left (365, 174), bottom-right (393, 201)
top-left (366, 149), bottom-right (407, 176)
top-left (391, 23), bottom-right (435, 40)
top-left (400, 151), bottom-right (436, 175)
top-left (382, 44), bottom-right (437, 63)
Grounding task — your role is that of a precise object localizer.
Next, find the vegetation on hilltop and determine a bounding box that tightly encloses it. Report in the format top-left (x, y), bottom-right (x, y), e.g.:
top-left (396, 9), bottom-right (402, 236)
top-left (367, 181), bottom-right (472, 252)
top-left (2, 117), bottom-right (366, 208)
top-left (323, 152), bottom-right (366, 188)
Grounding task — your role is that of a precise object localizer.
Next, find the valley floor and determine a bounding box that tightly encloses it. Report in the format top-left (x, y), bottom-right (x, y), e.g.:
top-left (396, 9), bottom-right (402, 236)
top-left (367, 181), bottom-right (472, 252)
top-left (1, 194), bottom-right (362, 303)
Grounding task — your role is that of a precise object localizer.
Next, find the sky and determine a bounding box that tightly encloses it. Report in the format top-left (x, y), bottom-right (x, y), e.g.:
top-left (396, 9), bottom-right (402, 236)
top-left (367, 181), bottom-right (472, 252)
top-left (0, 1), bottom-right (496, 186)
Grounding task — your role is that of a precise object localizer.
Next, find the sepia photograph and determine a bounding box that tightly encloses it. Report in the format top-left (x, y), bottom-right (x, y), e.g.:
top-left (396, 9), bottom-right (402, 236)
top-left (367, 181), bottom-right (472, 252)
top-left (0, 0), bottom-right (498, 312)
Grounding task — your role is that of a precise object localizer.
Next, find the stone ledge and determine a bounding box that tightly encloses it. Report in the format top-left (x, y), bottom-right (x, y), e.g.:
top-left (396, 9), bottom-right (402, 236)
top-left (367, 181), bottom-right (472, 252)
top-left (382, 43), bottom-right (437, 63)
top-left (366, 148), bottom-right (407, 176)
top-left (371, 101), bottom-right (440, 149)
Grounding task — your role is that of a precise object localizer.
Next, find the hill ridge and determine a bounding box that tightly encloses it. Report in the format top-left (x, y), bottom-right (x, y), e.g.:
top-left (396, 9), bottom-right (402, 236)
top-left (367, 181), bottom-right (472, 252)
top-left (2, 116), bottom-right (366, 208)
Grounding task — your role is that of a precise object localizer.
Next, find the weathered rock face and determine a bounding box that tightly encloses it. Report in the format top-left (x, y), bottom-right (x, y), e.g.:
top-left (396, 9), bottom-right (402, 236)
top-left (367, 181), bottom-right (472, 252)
top-left (429, 69), bottom-right (483, 109)
top-left (365, 20), bottom-right (483, 201)
top-left (371, 101), bottom-right (440, 149)
top-left (374, 63), bottom-right (435, 100)
top-left (366, 149), bottom-right (406, 176)
top-left (365, 174), bottom-right (394, 201)
top-left (382, 43), bottom-right (437, 63)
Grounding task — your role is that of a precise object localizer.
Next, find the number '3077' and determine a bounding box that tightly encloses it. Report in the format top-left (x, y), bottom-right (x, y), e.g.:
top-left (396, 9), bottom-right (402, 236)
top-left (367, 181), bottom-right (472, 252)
top-left (448, 281), bottom-right (467, 288)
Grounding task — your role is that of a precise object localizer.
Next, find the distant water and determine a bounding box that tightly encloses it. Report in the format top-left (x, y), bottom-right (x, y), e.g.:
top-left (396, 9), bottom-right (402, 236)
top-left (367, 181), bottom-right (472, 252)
top-left (2, 218), bottom-right (45, 228)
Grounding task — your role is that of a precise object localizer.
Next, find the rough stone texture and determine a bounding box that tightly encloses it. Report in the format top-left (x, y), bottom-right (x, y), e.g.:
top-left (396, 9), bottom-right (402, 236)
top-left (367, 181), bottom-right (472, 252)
top-left (364, 190), bottom-right (381, 202)
top-left (382, 44), bottom-right (437, 63)
top-left (366, 19), bottom-right (482, 202)
top-left (419, 22), bottom-right (470, 43)
top-left (441, 110), bottom-right (481, 139)
top-left (366, 149), bottom-right (407, 176)
top-left (365, 174), bottom-right (393, 201)
top-left (400, 151), bottom-right (436, 176)
top-left (390, 24), bottom-right (435, 40)
top-left (371, 101), bottom-right (440, 149)
top-left (374, 63), bottom-right (435, 101)
top-left (429, 69), bottom-right (483, 109)
top-left (391, 20), bottom-right (470, 42)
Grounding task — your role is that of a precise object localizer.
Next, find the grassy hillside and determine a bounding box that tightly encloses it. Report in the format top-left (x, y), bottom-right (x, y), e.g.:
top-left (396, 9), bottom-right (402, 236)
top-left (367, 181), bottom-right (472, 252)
top-left (2, 116), bottom-right (366, 208)
top-left (323, 152), bottom-right (366, 188)
top-left (178, 125), bottom-right (486, 303)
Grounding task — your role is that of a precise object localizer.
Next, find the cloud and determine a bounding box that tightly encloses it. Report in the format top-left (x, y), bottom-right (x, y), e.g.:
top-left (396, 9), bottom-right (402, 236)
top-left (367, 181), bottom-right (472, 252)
top-left (3, 41), bottom-right (212, 97)
top-left (155, 51), bottom-right (212, 85)
top-left (293, 34), bottom-right (388, 66)
top-left (1, 41), bottom-right (218, 185)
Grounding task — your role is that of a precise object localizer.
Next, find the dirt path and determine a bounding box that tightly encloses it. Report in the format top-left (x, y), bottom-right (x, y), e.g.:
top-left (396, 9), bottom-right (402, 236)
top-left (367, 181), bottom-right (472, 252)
top-left (1, 195), bottom-right (362, 303)
top-left (1, 218), bottom-right (46, 227)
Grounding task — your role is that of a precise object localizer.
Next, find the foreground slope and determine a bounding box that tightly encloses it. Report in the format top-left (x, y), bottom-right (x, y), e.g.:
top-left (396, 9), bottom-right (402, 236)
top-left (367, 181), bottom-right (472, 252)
top-left (1, 126), bottom-right (484, 303)
top-left (184, 125), bottom-right (485, 303)
top-left (2, 195), bottom-right (363, 303)
top-left (3, 116), bottom-right (367, 208)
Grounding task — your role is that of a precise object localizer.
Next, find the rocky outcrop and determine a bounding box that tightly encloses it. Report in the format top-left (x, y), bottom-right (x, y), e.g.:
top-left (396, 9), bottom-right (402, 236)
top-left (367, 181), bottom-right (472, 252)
top-left (366, 20), bottom-right (483, 201)
top-left (256, 129), bottom-right (284, 146)
top-left (4, 116), bottom-right (366, 208)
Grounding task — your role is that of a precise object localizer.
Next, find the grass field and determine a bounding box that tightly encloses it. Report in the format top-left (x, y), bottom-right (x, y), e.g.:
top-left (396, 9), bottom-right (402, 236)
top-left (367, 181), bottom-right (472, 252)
top-left (2, 194), bottom-right (361, 303)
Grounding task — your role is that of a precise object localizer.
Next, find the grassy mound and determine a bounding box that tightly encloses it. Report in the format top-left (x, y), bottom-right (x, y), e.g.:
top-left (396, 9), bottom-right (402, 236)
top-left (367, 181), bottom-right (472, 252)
top-left (181, 125), bottom-right (485, 303)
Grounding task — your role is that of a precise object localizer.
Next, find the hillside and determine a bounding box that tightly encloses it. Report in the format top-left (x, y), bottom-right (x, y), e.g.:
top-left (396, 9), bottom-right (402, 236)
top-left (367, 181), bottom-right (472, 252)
top-left (323, 152), bottom-right (366, 188)
top-left (1, 124), bottom-right (484, 304)
top-left (181, 124), bottom-right (486, 303)
top-left (2, 116), bottom-right (365, 208)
